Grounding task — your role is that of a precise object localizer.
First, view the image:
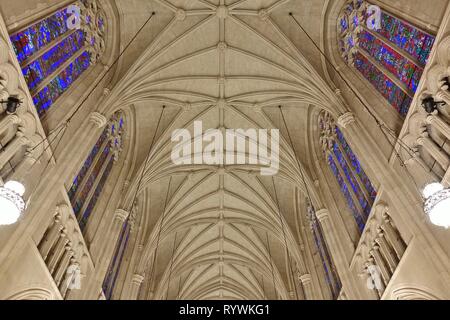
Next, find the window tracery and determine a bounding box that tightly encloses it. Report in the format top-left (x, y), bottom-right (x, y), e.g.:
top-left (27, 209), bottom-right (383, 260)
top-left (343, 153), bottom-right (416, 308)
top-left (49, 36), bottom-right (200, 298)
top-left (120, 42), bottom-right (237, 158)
top-left (338, 0), bottom-right (435, 117)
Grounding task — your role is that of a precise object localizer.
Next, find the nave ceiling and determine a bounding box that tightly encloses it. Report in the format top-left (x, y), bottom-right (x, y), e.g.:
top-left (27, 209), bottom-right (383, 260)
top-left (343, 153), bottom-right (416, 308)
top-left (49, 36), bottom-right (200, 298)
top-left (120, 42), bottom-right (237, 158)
top-left (96, 0), bottom-right (344, 300)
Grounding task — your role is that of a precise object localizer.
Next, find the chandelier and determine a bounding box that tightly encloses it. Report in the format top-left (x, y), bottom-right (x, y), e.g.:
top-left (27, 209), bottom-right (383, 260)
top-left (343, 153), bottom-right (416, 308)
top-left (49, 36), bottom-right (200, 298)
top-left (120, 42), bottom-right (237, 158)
top-left (0, 181), bottom-right (26, 225)
top-left (423, 183), bottom-right (450, 228)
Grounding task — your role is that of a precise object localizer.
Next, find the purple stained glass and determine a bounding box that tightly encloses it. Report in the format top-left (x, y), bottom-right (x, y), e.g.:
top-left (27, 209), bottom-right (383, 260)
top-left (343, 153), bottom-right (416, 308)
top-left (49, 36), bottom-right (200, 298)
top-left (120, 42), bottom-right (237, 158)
top-left (340, 16), bottom-right (349, 33)
top-left (328, 155), bottom-right (366, 232)
top-left (22, 30), bottom-right (85, 91)
top-left (358, 31), bottom-right (423, 92)
top-left (10, 8), bottom-right (71, 64)
top-left (354, 52), bottom-right (412, 116)
top-left (68, 128), bottom-right (109, 201)
top-left (333, 143), bottom-right (371, 217)
top-left (33, 51), bottom-right (91, 117)
top-left (335, 127), bottom-right (377, 203)
top-left (73, 145), bottom-right (111, 217)
top-left (376, 12), bottom-right (435, 66)
top-left (79, 156), bottom-right (114, 231)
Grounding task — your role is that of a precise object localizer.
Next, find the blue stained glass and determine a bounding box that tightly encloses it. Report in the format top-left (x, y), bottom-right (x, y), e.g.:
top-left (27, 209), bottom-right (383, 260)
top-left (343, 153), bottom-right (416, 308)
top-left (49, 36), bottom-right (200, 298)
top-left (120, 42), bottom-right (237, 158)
top-left (328, 155), bottom-right (366, 232)
top-left (354, 52), bottom-right (412, 116)
top-left (10, 8), bottom-right (71, 64)
top-left (33, 51), bottom-right (91, 117)
top-left (333, 142), bottom-right (371, 217)
top-left (358, 30), bottom-right (423, 93)
top-left (335, 127), bottom-right (377, 203)
top-left (376, 12), bottom-right (435, 66)
top-left (67, 128), bottom-right (109, 200)
top-left (22, 30), bottom-right (85, 91)
top-left (340, 17), bottom-right (349, 33)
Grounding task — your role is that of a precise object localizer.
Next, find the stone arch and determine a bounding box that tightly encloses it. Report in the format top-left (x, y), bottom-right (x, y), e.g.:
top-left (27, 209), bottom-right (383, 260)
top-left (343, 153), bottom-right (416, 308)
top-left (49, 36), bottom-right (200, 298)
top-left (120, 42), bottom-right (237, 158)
top-left (6, 288), bottom-right (55, 300)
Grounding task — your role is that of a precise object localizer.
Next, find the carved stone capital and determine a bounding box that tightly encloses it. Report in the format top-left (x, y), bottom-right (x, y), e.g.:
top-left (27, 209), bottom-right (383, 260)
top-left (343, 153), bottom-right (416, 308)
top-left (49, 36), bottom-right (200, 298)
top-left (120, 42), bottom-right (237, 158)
top-left (132, 273), bottom-right (145, 285)
top-left (298, 273), bottom-right (312, 284)
top-left (315, 208), bottom-right (330, 223)
top-left (337, 112), bottom-right (355, 128)
top-left (114, 209), bottom-right (129, 223)
top-left (89, 112), bottom-right (107, 128)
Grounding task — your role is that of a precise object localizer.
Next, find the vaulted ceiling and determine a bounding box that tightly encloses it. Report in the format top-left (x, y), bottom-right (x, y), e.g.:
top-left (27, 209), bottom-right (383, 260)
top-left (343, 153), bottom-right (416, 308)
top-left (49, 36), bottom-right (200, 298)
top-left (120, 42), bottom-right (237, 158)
top-left (105, 0), bottom-right (343, 300)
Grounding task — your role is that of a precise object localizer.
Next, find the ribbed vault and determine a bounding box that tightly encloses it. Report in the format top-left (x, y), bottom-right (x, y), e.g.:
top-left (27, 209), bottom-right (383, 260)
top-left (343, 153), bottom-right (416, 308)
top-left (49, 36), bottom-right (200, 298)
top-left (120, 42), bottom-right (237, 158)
top-left (101, 0), bottom-right (345, 300)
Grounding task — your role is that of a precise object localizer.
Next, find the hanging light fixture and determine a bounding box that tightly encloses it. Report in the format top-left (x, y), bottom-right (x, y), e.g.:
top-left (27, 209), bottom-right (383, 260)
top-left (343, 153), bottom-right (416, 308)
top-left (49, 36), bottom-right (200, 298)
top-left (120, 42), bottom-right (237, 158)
top-left (423, 182), bottom-right (450, 228)
top-left (0, 181), bottom-right (26, 225)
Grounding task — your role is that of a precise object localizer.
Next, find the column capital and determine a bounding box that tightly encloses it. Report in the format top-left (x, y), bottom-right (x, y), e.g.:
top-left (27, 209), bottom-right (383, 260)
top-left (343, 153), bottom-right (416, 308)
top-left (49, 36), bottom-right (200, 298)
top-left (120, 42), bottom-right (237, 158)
top-left (114, 209), bottom-right (129, 223)
top-left (89, 112), bottom-right (108, 128)
top-left (337, 112), bottom-right (355, 128)
top-left (298, 273), bottom-right (312, 284)
top-left (132, 273), bottom-right (145, 285)
top-left (315, 208), bottom-right (330, 222)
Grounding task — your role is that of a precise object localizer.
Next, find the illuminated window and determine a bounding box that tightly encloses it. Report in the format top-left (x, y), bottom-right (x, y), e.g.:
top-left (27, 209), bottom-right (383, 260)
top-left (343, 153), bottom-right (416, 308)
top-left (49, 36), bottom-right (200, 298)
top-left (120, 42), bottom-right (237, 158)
top-left (68, 112), bottom-right (124, 232)
top-left (10, 0), bottom-right (106, 117)
top-left (338, 0), bottom-right (435, 117)
top-left (319, 111), bottom-right (377, 232)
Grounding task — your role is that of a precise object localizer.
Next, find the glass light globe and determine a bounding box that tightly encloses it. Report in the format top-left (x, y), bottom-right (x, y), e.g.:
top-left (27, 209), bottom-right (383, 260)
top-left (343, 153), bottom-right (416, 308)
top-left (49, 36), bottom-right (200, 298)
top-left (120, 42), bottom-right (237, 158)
top-left (0, 181), bottom-right (26, 226)
top-left (5, 181), bottom-right (25, 196)
top-left (423, 183), bottom-right (444, 199)
top-left (423, 182), bottom-right (450, 228)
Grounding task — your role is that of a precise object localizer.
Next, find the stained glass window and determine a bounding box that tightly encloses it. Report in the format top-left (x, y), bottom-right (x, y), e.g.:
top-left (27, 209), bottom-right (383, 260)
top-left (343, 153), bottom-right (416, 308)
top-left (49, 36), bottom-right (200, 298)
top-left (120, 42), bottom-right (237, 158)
top-left (319, 112), bottom-right (377, 232)
top-left (102, 218), bottom-right (131, 300)
top-left (338, 0), bottom-right (435, 117)
top-left (307, 202), bottom-right (342, 299)
top-left (10, 1), bottom-right (106, 117)
top-left (68, 113), bottom-right (124, 232)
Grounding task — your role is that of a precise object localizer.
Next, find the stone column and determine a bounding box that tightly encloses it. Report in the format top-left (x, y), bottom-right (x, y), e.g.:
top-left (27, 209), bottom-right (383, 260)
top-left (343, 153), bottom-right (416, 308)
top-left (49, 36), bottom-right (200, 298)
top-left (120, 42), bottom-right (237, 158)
top-left (39, 214), bottom-right (63, 260)
top-left (82, 208), bottom-right (129, 299)
top-left (0, 114), bottom-right (20, 135)
top-left (416, 133), bottom-right (449, 171)
top-left (426, 114), bottom-right (450, 141)
top-left (381, 221), bottom-right (406, 260)
top-left (129, 273), bottom-right (145, 300)
top-left (298, 273), bottom-right (314, 300)
top-left (0, 131), bottom-right (29, 168)
top-left (315, 208), bottom-right (362, 299)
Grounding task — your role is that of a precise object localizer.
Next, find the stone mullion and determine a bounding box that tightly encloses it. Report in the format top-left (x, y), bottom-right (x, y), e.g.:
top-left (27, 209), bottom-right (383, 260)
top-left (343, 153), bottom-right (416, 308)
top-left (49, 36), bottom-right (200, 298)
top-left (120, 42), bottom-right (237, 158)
top-left (31, 48), bottom-right (88, 96)
top-left (359, 23), bottom-right (423, 70)
top-left (77, 151), bottom-right (114, 223)
top-left (21, 28), bottom-right (78, 68)
top-left (355, 46), bottom-right (413, 97)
